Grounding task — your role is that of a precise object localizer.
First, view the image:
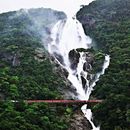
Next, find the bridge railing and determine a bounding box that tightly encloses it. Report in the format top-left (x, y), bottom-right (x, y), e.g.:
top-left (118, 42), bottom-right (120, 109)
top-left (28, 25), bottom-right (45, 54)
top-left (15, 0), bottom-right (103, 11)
top-left (25, 100), bottom-right (103, 104)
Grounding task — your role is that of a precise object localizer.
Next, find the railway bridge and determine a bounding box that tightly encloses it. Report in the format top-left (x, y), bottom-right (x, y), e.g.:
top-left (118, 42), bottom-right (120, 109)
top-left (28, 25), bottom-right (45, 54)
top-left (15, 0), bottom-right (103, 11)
top-left (25, 100), bottom-right (103, 104)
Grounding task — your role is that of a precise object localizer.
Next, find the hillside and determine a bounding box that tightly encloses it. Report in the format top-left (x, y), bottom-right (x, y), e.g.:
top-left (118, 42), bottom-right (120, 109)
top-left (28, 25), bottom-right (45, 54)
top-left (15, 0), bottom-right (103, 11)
top-left (0, 8), bottom-right (76, 130)
top-left (0, 8), bottom-right (70, 100)
top-left (77, 0), bottom-right (130, 130)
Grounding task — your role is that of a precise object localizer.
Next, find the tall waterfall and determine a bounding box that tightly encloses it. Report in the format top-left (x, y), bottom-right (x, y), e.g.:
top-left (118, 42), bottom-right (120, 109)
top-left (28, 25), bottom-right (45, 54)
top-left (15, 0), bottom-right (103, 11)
top-left (48, 18), bottom-right (92, 99)
top-left (48, 16), bottom-right (110, 129)
top-left (45, 1), bottom-right (110, 129)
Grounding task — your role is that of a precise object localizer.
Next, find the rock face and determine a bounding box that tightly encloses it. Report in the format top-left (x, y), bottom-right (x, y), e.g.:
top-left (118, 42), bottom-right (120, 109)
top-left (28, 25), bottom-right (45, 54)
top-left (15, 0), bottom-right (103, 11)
top-left (68, 111), bottom-right (92, 130)
top-left (68, 48), bottom-right (95, 91)
top-left (69, 49), bottom-right (80, 70)
top-left (34, 47), bottom-right (78, 99)
top-left (49, 53), bottom-right (78, 99)
top-left (53, 52), bottom-right (65, 65)
top-left (0, 51), bottom-right (20, 67)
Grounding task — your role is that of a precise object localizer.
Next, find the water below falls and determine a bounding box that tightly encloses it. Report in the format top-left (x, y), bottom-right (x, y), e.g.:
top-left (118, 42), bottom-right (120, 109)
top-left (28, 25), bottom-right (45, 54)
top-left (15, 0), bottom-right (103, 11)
top-left (48, 16), bottom-right (110, 130)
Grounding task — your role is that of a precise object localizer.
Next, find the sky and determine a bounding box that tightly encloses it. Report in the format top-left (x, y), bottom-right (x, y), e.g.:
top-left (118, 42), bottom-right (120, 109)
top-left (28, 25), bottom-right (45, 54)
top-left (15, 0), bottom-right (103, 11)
top-left (0, 0), bottom-right (94, 17)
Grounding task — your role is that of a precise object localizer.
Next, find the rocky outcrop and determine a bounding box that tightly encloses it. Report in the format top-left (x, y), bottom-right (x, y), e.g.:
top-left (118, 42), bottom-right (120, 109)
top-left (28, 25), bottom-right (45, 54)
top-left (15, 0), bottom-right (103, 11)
top-left (68, 48), bottom-right (95, 90)
top-left (78, 15), bottom-right (96, 27)
top-left (53, 52), bottom-right (65, 65)
top-left (68, 111), bottom-right (92, 130)
top-left (34, 48), bottom-right (47, 62)
top-left (0, 51), bottom-right (20, 67)
top-left (49, 53), bottom-right (78, 99)
top-left (69, 49), bottom-right (80, 70)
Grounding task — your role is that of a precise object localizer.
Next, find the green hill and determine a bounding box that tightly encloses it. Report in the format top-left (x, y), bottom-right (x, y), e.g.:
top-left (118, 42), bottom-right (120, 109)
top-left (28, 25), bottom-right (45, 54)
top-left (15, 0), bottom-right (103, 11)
top-left (77, 0), bottom-right (130, 130)
top-left (0, 8), bottom-right (72, 130)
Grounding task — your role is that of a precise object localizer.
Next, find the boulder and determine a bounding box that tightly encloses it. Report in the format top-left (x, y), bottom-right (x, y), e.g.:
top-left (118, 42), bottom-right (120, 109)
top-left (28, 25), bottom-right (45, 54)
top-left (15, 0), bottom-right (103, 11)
top-left (69, 49), bottom-right (80, 70)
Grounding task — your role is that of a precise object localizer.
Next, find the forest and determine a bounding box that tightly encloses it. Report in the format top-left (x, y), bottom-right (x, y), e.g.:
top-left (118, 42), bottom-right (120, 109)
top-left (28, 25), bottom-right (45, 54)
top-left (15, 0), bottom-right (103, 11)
top-left (0, 0), bottom-right (130, 130)
top-left (0, 9), bottom-right (72, 130)
top-left (77, 0), bottom-right (130, 130)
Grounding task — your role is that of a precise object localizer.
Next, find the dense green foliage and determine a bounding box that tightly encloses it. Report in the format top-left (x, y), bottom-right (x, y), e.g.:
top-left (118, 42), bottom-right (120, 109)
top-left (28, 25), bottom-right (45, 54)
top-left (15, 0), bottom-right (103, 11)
top-left (0, 10), bottom-right (65, 100)
top-left (0, 9), bottom-right (71, 130)
top-left (0, 101), bottom-right (71, 130)
top-left (77, 0), bottom-right (130, 130)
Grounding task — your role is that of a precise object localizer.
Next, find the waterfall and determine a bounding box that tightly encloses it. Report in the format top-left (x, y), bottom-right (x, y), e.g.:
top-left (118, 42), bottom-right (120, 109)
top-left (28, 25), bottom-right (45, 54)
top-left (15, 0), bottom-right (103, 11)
top-left (48, 18), bottom-right (92, 99)
top-left (81, 55), bottom-right (110, 130)
top-left (47, 16), bottom-right (110, 129)
top-left (45, 1), bottom-right (110, 129)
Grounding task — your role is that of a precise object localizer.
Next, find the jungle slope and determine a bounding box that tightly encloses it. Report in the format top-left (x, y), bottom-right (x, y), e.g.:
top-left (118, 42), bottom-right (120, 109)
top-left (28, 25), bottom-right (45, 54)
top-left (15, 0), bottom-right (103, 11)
top-left (0, 8), bottom-right (68, 101)
top-left (77, 0), bottom-right (130, 130)
top-left (0, 8), bottom-right (74, 130)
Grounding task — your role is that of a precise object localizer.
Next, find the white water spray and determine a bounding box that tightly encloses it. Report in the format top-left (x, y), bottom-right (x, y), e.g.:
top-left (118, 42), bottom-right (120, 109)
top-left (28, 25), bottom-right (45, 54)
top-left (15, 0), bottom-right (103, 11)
top-left (48, 18), bottom-right (92, 98)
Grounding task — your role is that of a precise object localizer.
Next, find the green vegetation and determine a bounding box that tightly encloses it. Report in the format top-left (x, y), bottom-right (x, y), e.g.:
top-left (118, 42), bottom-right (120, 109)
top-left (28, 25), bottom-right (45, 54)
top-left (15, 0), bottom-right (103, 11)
top-left (77, 0), bottom-right (130, 129)
top-left (92, 51), bottom-right (105, 73)
top-left (0, 12), bottom-right (64, 100)
top-left (0, 9), bottom-right (71, 130)
top-left (0, 101), bottom-right (71, 130)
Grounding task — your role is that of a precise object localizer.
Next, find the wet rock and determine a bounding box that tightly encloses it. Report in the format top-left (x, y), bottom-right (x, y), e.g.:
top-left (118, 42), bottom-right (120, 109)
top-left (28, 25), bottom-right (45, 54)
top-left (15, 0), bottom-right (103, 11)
top-left (81, 76), bottom-right (87, 89)
top-left (87, 74), bottom-right (91, 81)
top-left (77, 14), bottom-right (96, 28)
top-left (69, 49), bottom-right (80, 70)
top-left (85, 52), bottom-right (94, 65)
top-left (53, 52), bottom-right (64, 65)
top-left (49, 53), bottom-right (77, 99)
top-left (83, 62), bottom-right (91, 72)
top-left (53, 64), bottom-right (77, 99)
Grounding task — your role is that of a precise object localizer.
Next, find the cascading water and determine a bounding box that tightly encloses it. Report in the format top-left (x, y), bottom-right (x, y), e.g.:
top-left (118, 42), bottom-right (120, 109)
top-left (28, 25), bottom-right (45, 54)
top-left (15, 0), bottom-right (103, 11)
top-left (46, 1), bottom-right (110, 130)
top-left (48, 16), bottom-right (110, 129)
top-left (81, 55), bottom-right (110, 130)
top-left (48, 18), bottom-right (92, 99)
